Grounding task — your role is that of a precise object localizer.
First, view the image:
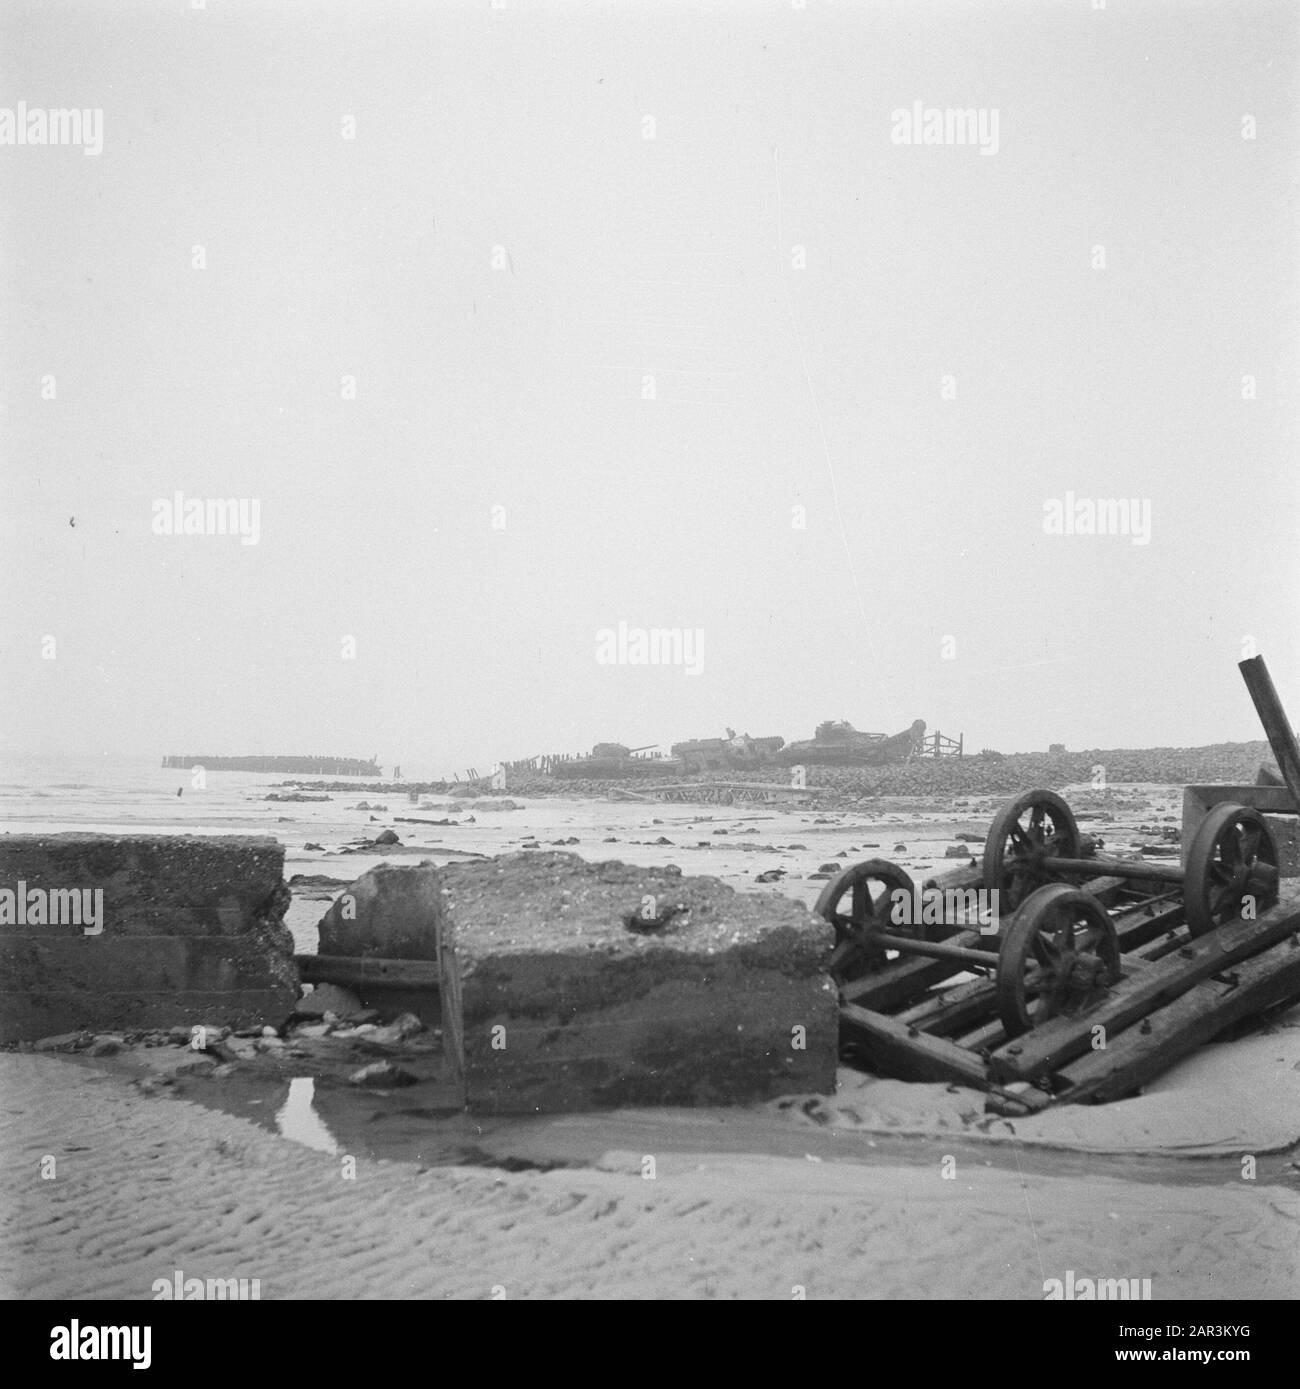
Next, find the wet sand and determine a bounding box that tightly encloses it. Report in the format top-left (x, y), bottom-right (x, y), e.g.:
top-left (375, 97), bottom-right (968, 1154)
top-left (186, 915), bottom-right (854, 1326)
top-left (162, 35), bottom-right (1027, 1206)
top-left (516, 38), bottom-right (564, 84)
top-left (2, 1052), bottom-right (1296, 1300)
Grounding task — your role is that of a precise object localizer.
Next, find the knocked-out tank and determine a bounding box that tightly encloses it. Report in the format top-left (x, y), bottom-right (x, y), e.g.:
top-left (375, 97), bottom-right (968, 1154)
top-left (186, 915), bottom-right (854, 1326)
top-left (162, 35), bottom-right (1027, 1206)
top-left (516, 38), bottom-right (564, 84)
top-left (779, 719), bottom-right (927, 766)
top-left (670, 728), bottom-right (785, 775)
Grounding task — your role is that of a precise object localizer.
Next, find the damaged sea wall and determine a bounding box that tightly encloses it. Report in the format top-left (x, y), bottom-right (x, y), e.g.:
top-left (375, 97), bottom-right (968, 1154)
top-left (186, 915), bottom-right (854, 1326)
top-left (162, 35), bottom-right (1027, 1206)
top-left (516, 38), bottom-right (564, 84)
top-left (0, 834), bottom-right (297, 1043)
top-left (444, 852), bottom-right (837, 1114)
top-left (314, 852), bottom-right (839, 1113)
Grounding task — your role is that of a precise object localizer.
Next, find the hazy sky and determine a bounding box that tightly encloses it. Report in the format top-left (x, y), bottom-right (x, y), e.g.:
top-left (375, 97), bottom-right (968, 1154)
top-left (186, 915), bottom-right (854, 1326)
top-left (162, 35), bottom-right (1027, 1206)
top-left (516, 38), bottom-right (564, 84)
top-left (3, 0), bottom-right (1297, 778)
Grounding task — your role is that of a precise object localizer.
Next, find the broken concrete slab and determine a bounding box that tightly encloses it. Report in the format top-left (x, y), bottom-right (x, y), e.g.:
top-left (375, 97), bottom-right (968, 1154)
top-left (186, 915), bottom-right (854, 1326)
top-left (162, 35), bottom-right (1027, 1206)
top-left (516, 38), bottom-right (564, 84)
top-left (316, 862), bottom-right (440, 959)
top-left (435, 851), bottom-right (837, 1114)
top-left (0, 833), bottom-right (296, 1042)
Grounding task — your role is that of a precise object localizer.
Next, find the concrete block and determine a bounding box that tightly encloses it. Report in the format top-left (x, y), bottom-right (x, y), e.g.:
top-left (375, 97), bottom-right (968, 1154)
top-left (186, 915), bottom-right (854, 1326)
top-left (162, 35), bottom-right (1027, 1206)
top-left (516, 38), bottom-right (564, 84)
top-left (438, 851), bottom-right (837, 1114)
top-left (316, 862), bottom-right (441, 959)
top-left (0, 833), bottom-right (296, 1042)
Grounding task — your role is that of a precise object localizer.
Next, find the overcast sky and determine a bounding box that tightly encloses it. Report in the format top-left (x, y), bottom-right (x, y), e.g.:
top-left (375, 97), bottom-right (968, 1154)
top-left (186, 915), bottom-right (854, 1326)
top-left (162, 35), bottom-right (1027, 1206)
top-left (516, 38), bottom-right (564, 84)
top-left (3, 0), bottom-right (1297, 777)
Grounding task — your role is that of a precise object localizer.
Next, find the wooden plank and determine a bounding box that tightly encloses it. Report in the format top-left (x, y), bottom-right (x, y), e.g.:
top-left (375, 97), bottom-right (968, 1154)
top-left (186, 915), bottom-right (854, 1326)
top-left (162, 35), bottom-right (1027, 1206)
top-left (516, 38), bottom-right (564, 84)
top-left (1117, 903), bottom-right (1186, 953)
top-left (1053, 938), bottom-right (1300, 1104)
top-left (839, 1002), bottom-right (992, 1088)
top-left (1080, 876), bottom-right (1128, 905)
top-left (892, 975), bottom-right (997, 1030)
top-left (295, 954), bottom-right (441, 988)
top-left (951, 1018), bottom-right (1008, 1052)
top-left (838, 930), bottom-right (984, 1011)
top-left (434, 916), bottom-right (465, 1102)
top-left (988, 901), bottom-right (1300, 1082)
top-left (1239, 656), bottom-right (1300, 816)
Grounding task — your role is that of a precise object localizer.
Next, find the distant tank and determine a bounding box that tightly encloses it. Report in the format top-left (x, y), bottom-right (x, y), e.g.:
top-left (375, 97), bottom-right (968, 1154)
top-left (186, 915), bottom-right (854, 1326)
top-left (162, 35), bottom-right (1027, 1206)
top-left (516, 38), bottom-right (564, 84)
top-left (552, 743), bottom-right (665, 778)
top-left (670, 728), bottom-right (785, 775)
top-left (779, 719), bottom-right (927, 766)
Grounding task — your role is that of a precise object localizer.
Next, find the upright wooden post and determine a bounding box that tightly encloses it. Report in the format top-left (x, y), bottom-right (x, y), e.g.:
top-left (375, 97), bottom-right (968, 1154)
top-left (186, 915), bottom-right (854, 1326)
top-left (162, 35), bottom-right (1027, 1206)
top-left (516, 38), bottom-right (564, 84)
top-left (1238, 655), bottom-right (1300, 812)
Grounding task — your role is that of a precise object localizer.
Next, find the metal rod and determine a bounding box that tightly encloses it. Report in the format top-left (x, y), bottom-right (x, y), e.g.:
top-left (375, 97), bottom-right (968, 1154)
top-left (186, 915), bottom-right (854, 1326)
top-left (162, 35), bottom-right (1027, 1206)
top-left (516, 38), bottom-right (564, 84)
top-left (869, 933), bottom-right (998, 965)
top-left (1238, 655), bottom-right (1300, 814)
top-left (1049, 855), bottom-right (1185, 883)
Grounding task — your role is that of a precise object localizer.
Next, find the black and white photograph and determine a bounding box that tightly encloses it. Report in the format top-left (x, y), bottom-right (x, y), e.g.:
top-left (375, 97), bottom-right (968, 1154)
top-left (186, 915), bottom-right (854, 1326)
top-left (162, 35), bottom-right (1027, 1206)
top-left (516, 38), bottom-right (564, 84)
top-left (1, 0), bottom-right (1297, 1340)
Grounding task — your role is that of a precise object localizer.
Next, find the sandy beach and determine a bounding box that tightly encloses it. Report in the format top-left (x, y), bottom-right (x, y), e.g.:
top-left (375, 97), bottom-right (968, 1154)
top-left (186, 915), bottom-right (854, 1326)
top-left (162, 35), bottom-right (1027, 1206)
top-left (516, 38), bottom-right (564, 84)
top-left (3, 1050), bottom-right (1297, 1301)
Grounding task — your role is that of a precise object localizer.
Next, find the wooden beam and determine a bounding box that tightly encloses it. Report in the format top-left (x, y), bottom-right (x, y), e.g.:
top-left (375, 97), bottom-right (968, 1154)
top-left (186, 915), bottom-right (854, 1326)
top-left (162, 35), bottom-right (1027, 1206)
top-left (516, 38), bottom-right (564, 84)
top-left (1239, 655), bottom-right (1300, 816)
top-left (295, 954), bottom-right (441, 989)
top-left (893, 976), bottom-right (1002, 1037)
top-left (839, 1002), bottom-right (991, 1088)
top-left (838, 930), bottom-right (983, 1011)
top-left (1052, 938), bottom-right (1300, 1104)
top-left (988, 901), bottom-right (1300, 1082)
top-left (1117, 903), bottom-right (1187, 953)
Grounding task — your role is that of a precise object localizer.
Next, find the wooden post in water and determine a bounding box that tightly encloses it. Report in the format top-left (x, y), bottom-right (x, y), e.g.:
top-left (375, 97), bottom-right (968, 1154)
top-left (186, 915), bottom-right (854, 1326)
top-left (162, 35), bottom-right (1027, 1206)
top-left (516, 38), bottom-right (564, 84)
top-left (1238, 654), bottom-right (1300, 812)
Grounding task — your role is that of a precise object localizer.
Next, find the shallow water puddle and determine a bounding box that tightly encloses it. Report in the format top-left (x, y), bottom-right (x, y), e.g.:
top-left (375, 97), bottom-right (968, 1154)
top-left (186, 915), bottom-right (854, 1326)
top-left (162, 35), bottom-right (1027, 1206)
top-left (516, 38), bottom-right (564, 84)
top-left (274, 1078), bottom-right (340, 1155)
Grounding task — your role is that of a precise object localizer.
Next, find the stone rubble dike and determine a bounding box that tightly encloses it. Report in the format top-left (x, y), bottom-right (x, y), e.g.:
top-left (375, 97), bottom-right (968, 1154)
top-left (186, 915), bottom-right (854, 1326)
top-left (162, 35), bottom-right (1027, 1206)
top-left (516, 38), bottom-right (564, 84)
top-left (276, 739), bottom-right (1274, 803)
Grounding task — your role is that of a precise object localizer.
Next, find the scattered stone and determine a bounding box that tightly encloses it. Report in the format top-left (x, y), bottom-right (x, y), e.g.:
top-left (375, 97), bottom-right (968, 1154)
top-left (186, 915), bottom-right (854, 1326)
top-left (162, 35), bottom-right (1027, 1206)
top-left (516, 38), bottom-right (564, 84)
top-left (945, 844), bottom-right (972, 858)
top-left (786, 843), bottom-right (808, 850)
top-left (755, 869), bottom-right (786, 883)
top-left (293, 1022), bottom-right (334, 1039)
top-left (348, 1061), bottom-right (419, 1088)
top-left (373, 829), bottom-right (401, 846)
top-left (894, 843), bottom-right (907, 853)
top-left (87, 1036), bottom-right (121, 1057)
top-left (175, 1057), bottom-right (218, 1078)
top-left (254, 1035), bottom-right (286, 1052)
top-left (653, 836), bottom-right (673, 845)
top-left (32, 1032), bottom-right (90, 1053)
top-left (817, 862), bottom-right (840, 874)
top-left (211, 1063), bottom-right (240, 1079)
top-left (955, 833), bottom-right (984, 843)
top-left (295, 983), bottom-right (364, 1018)
top-left (303, 842), bottom-right (325, 852)
top-left (663, 864), bottom-right (682, 877)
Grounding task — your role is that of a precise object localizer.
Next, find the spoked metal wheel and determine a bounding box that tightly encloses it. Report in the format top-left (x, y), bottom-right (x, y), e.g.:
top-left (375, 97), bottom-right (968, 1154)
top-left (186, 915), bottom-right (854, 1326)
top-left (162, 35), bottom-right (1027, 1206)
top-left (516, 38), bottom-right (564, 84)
top-left (982, 789), bottom-right (1081, 918)
top-left (996, 884), bottom-right (1120, 1038)
top-left (814, 859), bottom-right (918, 983)
top-left (1183, 803), bottom-right (1279, 938)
